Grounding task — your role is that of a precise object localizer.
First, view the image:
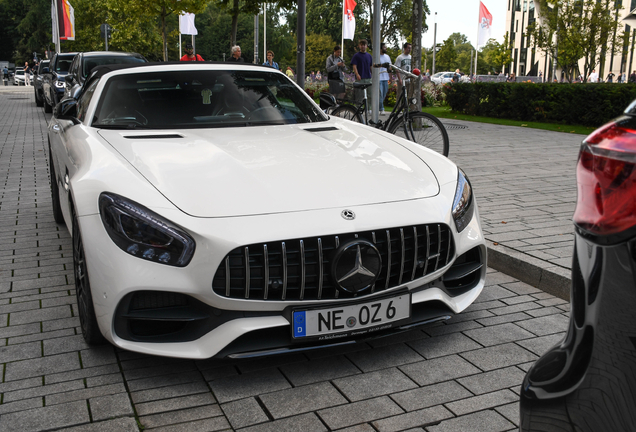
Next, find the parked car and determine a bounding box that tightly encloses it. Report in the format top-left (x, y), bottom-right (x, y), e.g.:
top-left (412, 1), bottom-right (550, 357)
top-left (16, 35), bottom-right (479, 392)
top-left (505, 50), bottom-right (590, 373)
top-left (48, 62), bottom-right (487, 359)
top-left (42, 52), bottom-right (77, 113)
top-left (34, 60), bottom-right (50, 107)
top-left (64, 51), bottom-right (147, 99)
top-left (13, 69), bottom-right (32, 86)
top-left (520, 100), bottom-right (636, 431)
top-left (430, 71), bottom-right (454, 85)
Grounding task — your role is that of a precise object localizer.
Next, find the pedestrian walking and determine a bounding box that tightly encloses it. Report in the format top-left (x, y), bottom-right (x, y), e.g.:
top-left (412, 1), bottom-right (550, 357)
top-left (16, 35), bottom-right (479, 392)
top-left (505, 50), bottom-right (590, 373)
top-left (606, 71), bottom-right (615, 83)
top-left (227, 46), bottom-right (244, 62)
top-left (377, 42), bottom-right (391, 114)
top-left (262, 50), bottom-right (279, 69)
top-left (326, 45), bottom-right (345, 98)
top-left (1, 66), bottom-right (7, 86)
top-left (180, 43), bottom-right (204, 61)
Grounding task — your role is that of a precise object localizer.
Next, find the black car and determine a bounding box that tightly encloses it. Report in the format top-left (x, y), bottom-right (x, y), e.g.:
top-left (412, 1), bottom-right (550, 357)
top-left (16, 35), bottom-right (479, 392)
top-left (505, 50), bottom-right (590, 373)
top-left (34, 60), bottom-right (50, 107)
top-left (42, 52), bottom-right (77, 113)
top-left (520, 101), bottom-right (636, 431)
top-left (63, 51), bottom-right (147, 99)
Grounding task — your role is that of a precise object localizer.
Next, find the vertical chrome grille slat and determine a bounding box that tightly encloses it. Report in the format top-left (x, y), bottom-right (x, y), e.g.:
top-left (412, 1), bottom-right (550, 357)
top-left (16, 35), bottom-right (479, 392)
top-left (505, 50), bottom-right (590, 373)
top-left (281, 242), bottom-right (288, 300)
top-left (371, 232), bottom-right (377, 293)
top-left (244, 247), bottom-right (250, 299)
top-left (263, 244), bottom-right (269, 300)
top-left (300, 240), bottom-right (306, 300)
top-left (398, 228), bottom-right (405, 286)
top-left (423, 226), bottom-right (430, 275)
top-left (434, 225), bottom-right (442, 271)
top-left (335, 236), bottom-right (340, 248)
top-left (225, 257), bottom-right (230, 297)
top-left (411, 226), bottom-right (418, 281)
top-left (317, 238), bottom-right (324, 300)
top-left (446, 228), bottom-right (452, 265)
top-left (385, 230), bottom-right (392, 289)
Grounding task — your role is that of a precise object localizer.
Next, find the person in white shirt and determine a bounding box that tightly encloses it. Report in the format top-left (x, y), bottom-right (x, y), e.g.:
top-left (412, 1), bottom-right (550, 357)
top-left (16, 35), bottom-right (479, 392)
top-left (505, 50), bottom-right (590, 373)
top-left (588, 69), bottom-right (599, 83)
top-left (377, 43), bottom-right (391, 114)
top-left (394, 42), bottom-right (412, 98)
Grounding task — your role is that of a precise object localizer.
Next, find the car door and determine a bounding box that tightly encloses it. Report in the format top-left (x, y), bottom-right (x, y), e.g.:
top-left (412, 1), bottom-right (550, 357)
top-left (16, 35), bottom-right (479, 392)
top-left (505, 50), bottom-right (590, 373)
top-left (43, 54), bottom-right (56, 105)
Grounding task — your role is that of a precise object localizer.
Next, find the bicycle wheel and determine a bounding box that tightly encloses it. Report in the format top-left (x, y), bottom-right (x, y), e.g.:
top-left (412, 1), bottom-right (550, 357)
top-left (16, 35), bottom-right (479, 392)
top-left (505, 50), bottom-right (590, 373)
top-left (389, 112), bottom-right (449, 157)
top-left (331, 105), bottom-right (364, 123)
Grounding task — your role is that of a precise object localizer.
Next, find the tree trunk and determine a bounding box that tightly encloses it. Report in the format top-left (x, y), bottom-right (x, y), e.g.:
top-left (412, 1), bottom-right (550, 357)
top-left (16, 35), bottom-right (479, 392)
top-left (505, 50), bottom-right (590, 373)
top-left (162, 6), bottom-right (168, 61)
top-left (230, 0), bottom-right (239, 48)
top-left (410, 0), bottom-right (422, 113)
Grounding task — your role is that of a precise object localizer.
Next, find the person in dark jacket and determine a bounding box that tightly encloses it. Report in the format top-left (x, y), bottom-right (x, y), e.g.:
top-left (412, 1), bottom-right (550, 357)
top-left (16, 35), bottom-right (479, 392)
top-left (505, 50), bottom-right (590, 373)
top-left (227, 46), bottom-right (244, 62)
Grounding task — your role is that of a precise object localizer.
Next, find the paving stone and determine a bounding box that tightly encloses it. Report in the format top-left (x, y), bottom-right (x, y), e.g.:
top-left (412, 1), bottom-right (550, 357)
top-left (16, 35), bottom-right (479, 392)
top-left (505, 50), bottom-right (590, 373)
top-left (0, 340), bottom-right (41, 362)
top-left (445, 389), bottom-right (518, 416)
top-left (236, 352), bottom-right (306, 374)
top-left (208, 368), bottom-right (291, 403)
top-left (45, 364), bottom-right (121, 385)
top-left (475, 312), bottom-right (532, 327)
top-left (457, 366), bottom-right (526, 395)
top-left (3, 379), bottom-right (85, 403)
top-left (0, 400), bottom-right (89, 432)
top-left (8, 328), bottom-right (75, 345)
top-left (43, 334), bottom-right (90, 355)
top-left (333, 368), bottom-right (417, 402)
top-left (221, 397), bottom-right (269, 429)
top-left (371, 405), bottom-right (454, 432)
top-left (0, 397), bottom-right (43, 415)
top-left (408, 332), bottom-right (483, 359)
top-left (525, 306), bottom-right (563, 318)
top-left (515, 314), bottom-right (570, 336)
top-left (426, 409), bottom-right (514, 432)
top-left (80, 345), bottom-right (118, 367)
top-left (345, 343), bottom-right (424, 372)
top-left (8, 305), bottom-right (71, 325)
top-left (136, 393), bottom-right (217, 417)
top-left (140, 404), bottom-right (223, 429)
top-left (131, 381), bottom-right (211, 404)
top-left (62, 417), bottom-right (140, 432)
top-left (280, 355), bottom-right (360, 387)
top-left (261, 381), bottom-right (348, 418)
top-left (391, 381), bottom-right (472, 412)
top-left (124, 361), bottom-right (198, 381)
top-left (4, 351), bottom-right (80, 381)
top-left (144, 416), bottom-right (230, 432)
top-left (399, 354), bottom-right (481, 386)
top-left (127, 370), bottom-right (203, 392)
top-left (318, 397), bottom-right (404, 430)
top-left (90, 392), bottom-right (135, 421)
top-left (423, 320), bottom-right (483, 337)
top-left (463, 323), bottom-right (535, 346)
top-left (239, 413), bottom-right (326, 432)
top-left (460, 343), bottom-right (538, 371)
top-left (46, 383), bottom-right (126, 405)
top-left (335, 424), bottom-right (377, 432)
top-left (516, 333), bottom-right (565, 356)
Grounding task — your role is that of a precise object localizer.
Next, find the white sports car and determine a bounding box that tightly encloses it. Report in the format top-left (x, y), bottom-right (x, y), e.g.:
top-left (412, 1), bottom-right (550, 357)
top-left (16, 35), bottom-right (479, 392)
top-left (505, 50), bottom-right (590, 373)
top-left (48, 63), bottom-right (486, 359)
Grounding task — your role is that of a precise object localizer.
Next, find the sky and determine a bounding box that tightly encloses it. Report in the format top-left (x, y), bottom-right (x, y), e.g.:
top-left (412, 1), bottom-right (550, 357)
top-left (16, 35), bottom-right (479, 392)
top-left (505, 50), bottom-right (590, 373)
top-left (421, 0), bottom-right (508, 49)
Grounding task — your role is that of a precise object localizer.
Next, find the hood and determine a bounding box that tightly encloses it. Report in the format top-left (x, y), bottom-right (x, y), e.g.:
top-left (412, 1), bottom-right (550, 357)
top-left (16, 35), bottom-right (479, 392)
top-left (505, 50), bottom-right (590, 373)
top-left (98, 122), bottom-right (440, 217)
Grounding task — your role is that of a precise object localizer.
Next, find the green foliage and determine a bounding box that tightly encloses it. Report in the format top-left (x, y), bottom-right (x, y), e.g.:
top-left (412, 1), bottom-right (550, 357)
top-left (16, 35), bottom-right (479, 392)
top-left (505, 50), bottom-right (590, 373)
top-left (479, 35), bottom-right (512, 74)
top-left (305, 33), bottom-right (337, 74)
top-left (435, 36), bottom-right (457, 72)
top-left (445, 82), bottom-right (636, 127)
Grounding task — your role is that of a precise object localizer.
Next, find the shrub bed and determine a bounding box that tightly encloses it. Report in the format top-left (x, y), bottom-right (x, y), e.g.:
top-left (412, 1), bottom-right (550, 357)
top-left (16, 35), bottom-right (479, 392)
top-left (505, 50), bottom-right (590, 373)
top-left (444, 82), bottom-right (636, 127)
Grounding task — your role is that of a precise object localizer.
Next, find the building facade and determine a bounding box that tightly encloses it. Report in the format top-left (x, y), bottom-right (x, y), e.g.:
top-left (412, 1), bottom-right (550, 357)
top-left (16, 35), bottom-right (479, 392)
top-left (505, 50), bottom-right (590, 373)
top-left (506, 0), bottom-right (636, 81)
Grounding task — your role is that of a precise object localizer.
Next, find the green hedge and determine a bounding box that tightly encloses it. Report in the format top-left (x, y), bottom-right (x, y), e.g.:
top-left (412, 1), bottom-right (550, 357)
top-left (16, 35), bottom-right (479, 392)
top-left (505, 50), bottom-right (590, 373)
top-left (444, 82), bottom-right (636, 127)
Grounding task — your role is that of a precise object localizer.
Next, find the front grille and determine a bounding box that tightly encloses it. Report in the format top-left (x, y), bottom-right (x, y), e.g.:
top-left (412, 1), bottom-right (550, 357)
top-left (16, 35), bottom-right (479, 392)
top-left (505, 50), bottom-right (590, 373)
top-left (212, 224), bottom-right (454, 301)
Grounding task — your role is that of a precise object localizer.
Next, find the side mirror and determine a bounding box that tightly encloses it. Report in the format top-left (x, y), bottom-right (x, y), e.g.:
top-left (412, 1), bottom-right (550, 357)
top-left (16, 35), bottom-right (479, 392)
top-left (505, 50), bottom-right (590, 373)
top-left (319, 92), bottom-right (336, 110)
top-left (71, 84), bottom-right (82, 100)
top-left (54, 98), bottom-right (80, 124)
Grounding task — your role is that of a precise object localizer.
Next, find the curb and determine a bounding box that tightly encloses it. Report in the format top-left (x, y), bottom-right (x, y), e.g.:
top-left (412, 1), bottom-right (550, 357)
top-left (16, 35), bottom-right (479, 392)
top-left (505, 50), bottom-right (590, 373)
top-left (486, 241), bottom-right (571, 301)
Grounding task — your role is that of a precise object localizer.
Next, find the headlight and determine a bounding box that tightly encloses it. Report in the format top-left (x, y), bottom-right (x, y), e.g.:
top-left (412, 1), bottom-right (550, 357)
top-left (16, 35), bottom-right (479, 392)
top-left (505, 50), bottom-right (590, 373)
top-left (54, 80), bottom-right (65, 88)
top-left (99, 193), bottom-right (196, 267)
top-left (452, 169), bottom-right (474, 233)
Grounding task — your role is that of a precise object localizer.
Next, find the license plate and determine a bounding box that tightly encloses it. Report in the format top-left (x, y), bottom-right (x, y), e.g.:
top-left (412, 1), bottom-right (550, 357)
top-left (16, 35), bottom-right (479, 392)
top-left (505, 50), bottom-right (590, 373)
top-left (292, 294), bottom-right (410, 341)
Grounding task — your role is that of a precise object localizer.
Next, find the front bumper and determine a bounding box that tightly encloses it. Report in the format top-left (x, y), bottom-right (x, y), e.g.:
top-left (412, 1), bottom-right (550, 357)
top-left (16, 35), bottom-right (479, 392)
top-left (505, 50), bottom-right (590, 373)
top-left (80, 187), bottom-right (486, 359)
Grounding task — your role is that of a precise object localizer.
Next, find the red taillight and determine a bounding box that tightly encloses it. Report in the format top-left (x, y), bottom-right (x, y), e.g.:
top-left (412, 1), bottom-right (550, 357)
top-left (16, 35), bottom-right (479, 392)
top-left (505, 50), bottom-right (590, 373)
top-left (573, 120), bottom-right (636, 236)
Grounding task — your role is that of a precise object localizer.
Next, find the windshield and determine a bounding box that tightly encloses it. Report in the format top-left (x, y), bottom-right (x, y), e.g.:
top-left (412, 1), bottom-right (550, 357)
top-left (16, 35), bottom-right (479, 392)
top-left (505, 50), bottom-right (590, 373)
top-left (56, 56), bottom-right (74, 72)
top-left (82, 56), bottom-right (146, 78)
top-left (92, 69), bottom-right (327, 129)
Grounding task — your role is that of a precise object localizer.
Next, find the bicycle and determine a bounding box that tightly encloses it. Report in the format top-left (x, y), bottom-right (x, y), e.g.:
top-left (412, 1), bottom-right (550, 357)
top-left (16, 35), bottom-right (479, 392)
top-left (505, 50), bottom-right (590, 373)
top-left (324, 64), bottom-right (449, 157)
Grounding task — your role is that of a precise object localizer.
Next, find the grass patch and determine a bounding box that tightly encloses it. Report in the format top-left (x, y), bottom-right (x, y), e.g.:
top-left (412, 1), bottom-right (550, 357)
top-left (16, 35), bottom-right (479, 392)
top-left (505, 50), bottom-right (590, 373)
top-left (421, 106), bottom-right (596, 136)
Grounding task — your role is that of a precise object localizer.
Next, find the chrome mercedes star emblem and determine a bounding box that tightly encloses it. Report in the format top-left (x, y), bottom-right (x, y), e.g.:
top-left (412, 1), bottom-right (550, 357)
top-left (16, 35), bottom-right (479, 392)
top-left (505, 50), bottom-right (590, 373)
top-left (331, 240), bottom-right (382, 293)
top-left (338, 245), bottom-right (377, 284)
top-left (341, 209), bottom-right (355, 220)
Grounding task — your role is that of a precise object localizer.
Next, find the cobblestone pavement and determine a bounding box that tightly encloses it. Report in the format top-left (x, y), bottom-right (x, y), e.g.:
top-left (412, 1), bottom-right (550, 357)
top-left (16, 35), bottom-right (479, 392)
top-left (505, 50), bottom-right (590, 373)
top-left (0, 86), bottom-right (573, 431)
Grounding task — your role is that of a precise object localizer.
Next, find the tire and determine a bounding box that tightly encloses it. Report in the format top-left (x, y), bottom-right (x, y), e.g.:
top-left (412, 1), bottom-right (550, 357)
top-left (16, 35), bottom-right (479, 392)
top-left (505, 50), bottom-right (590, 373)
top-left (331, 105), bottom-right (364, 123)
top-left (49, 149), bottom-right (65, 224)
top-left (44, 96), bottom-right (52, 113)
top-left (73, 211), bottom-right (106, 345)
top-left (35, 89), bottom-right (43, 107)
top-left (389, 112), bottom-right (449, 157)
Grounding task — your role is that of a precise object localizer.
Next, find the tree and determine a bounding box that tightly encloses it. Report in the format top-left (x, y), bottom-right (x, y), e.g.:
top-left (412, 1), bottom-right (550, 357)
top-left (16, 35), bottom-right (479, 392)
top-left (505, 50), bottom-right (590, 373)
top-left (480, 34), bottom-right (512, 74)
top-left (305, 33), bottom-right (336, 73)
top-left (435, 36), bottom-right (457, 71)
top-left (214, 0), bottom-right (261, 49)
top-left (358, 0), bottom-right (415, 47)
top-left (528, 0), bottom-right (624, 82)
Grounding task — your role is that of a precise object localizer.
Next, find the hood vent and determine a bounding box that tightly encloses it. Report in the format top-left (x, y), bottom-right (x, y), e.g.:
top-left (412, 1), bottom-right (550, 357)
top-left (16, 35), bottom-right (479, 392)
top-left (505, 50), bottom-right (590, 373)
top-left (124, 134), bottom-right (183, 139)
top-left (303, 127), bottom-right (339, 133)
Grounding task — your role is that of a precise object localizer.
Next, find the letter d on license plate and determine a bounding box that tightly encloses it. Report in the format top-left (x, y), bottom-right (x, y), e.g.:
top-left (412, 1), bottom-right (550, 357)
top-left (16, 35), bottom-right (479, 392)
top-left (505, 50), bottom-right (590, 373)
top-left (293, 294), bottom-right (410, 340)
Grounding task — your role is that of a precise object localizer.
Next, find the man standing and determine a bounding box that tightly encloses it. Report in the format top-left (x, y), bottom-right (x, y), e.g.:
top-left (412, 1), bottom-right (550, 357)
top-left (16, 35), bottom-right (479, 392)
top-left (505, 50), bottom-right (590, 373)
top-left (377, 43), bottom-right (391, 114)
top-left (606, 71), bottom-right (615, 83)
top-left (180, 43), bottom-right (204, 61)
top-left (24, 62), bottom-right (31, 86)
top-left (227, 46), bottom-right (244, 62)
top-left (351, 39), bottom-right (373, 109)
top-left (588, 69), bottom-right (598, 83)
top-left (630, 70), bottom-right (636, 83)
top-left (326, 45), bottom-right (345, 98)
top-left (394, 42), bottom-right (412, 96)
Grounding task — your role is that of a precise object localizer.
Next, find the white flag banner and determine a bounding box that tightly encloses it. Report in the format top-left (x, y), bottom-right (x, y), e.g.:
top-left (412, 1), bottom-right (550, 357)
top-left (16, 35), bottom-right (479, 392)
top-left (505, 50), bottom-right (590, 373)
top-left (477, 1), bottom-right (493, 48)
top-left (179, 13), bottom-right (198, 35)
top-left (343, 0), bottom-right (356, 40)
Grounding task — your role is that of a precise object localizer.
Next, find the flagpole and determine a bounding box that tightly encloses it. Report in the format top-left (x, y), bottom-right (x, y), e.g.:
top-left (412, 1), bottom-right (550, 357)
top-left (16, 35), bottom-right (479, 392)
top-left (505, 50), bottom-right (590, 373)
top-left (54, 0), bottom-right (61, 53)
top-left (341, 0), bottom-right (344, 63)
top-left (179, 33), bottom-right (182, 58)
